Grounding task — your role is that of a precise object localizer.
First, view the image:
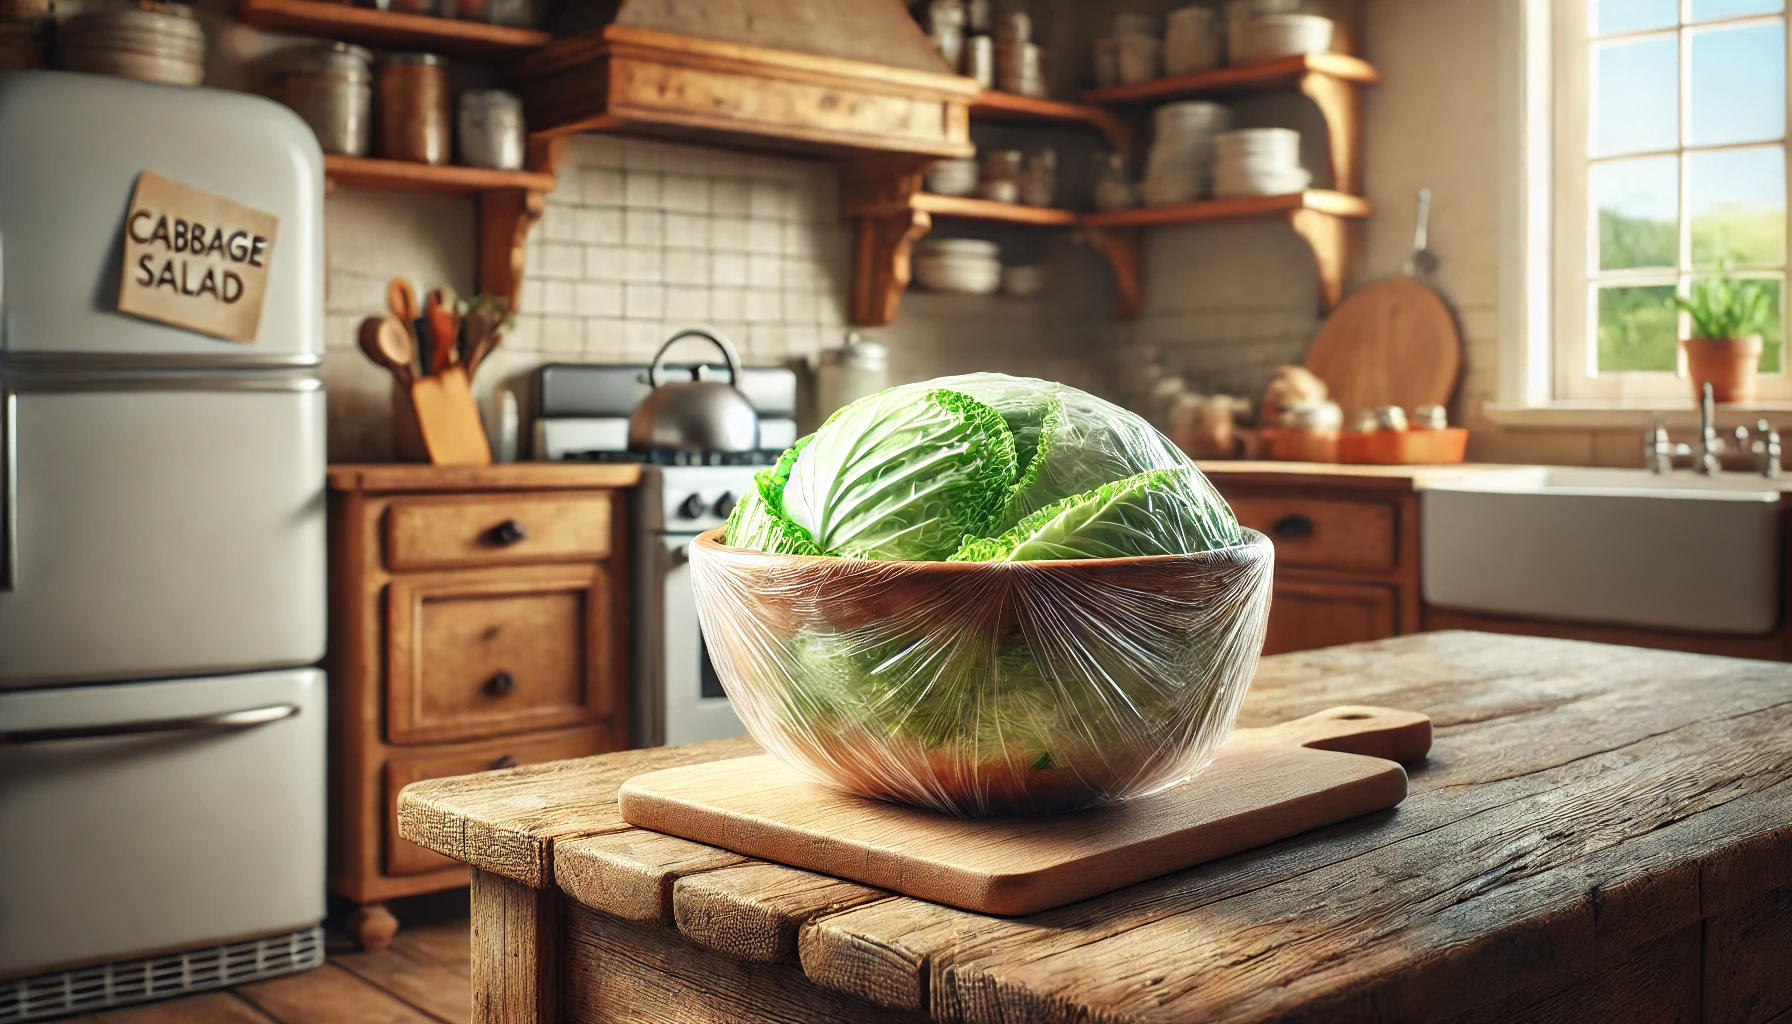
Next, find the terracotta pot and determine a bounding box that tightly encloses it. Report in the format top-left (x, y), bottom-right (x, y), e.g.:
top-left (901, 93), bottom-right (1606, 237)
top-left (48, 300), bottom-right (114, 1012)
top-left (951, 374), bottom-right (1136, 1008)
top-left (1684, 335), bottom-right (1762, 404)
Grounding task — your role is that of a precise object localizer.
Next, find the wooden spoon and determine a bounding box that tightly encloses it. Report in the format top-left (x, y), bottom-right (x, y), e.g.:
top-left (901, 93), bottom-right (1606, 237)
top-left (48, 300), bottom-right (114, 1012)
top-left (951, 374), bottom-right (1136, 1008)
top-left (387, 278), bottom-right (419, 326)
top-left (425, 286), bottom-right (460, 373)
top-left (358, 315), bottom-right (415, 387)
top-left (463, 309), bottom-right (498, 377)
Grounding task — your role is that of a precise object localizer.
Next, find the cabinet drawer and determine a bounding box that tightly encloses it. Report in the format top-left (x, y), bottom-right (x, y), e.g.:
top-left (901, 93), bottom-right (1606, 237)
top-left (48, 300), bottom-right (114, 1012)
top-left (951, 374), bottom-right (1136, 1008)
top-left (384, 727), bottom-right (613, 877)
top-left (385, 491), bottom-right (613, 571)
top-left (1229, 494), bottom-right (1398, 573)
top-left (386, 565), bottom-right (615, 745)
top-left (1263, 577), bottom-right (1399, 656)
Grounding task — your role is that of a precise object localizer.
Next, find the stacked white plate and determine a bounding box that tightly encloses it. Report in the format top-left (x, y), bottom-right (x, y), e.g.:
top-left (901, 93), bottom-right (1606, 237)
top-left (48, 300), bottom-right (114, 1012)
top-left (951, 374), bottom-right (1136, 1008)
top-left (1213, 128), bottom-right (1310, 197)
top-left (913, 238), bottom-right (1002, 295)
top-left (1142, 101), bottom-right (1231, 206)
top-left (1240, 13), bottom-right (1333, 63)
top-left (924, 158), bottom-right (980, 197)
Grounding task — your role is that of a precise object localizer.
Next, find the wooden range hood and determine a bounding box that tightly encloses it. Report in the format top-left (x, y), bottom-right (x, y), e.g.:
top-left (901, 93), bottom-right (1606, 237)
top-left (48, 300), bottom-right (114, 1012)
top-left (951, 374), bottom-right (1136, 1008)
top-left (512, 1), bottom-right (979, 161)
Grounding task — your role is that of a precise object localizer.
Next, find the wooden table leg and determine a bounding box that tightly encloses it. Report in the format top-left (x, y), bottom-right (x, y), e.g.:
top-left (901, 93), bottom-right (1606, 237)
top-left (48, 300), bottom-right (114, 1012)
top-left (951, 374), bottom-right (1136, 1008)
top-left (471, 868), bottom-right (562, 1024)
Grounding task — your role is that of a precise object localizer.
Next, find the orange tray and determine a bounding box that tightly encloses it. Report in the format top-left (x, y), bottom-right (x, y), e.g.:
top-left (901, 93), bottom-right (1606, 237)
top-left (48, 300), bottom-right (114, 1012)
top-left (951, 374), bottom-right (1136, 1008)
top-left (1338, 428), bottom-right (1469, 465)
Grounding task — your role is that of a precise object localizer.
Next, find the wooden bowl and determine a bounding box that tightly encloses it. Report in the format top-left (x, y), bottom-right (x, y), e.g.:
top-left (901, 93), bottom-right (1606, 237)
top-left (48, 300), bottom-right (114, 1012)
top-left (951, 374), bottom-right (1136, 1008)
top-left (688, 528), bottom-right (1276, 816)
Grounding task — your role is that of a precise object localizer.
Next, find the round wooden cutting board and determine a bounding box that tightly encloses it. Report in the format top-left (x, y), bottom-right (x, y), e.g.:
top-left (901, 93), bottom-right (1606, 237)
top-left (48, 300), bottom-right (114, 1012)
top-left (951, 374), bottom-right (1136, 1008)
top-left (1303, 278), bottom-right (1461, 418)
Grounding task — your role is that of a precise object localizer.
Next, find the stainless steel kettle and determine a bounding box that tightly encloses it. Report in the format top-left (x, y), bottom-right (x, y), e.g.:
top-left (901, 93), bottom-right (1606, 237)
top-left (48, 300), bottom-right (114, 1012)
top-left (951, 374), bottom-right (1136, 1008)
top-left (628, 328), bottom-right (760, 452)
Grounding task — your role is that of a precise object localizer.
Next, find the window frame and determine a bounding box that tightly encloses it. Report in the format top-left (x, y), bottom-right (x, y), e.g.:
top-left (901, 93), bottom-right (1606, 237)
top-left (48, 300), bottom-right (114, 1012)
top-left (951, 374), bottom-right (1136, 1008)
top-left (1551, 0), bottom-right (1792, 402)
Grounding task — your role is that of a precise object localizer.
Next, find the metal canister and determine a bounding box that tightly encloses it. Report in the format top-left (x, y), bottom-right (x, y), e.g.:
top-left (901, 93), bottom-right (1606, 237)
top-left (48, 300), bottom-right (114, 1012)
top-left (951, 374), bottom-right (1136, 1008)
top-left (279, 42), bottom-right (372, 157)
top-left (1370, 405), bottom-right (1409, 431)
top-left (964, 34), bottom-right (995, 88)
top-left (375, 53), bottom-right (451, 165)
top-left (1411, 404), bottom-right (1449, 430)
top-left (457, 89), bottom-right (526, 170)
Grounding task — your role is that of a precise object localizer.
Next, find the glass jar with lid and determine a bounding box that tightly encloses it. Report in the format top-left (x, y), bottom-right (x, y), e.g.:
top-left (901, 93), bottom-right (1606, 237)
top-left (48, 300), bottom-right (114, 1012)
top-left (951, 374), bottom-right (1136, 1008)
top-left (375, 52), bottom-right (451, 165)
top-left (457, 89), bottom-right (525, 170)
top-left (278, 41), bottom-right (373, 157)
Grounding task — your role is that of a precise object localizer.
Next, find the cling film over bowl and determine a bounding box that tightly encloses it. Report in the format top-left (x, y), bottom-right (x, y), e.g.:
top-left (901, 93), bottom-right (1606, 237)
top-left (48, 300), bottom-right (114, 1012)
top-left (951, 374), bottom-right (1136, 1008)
top-left (691, 373), bottom-right (1274, 816)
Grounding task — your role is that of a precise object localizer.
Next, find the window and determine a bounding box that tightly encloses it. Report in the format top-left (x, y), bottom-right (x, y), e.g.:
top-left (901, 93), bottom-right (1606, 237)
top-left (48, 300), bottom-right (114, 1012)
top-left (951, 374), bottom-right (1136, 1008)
top-left (1554, 0), bottom-right (1789, 401)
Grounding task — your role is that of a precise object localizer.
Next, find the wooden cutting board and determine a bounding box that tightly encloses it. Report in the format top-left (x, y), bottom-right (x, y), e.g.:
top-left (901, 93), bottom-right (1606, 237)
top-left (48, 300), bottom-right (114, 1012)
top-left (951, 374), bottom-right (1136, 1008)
top-left (1303, 278), bottom-right (1461, 419)
top-left (619, 705), bottom-right (1431, 916)
top-left (409, 365), bottom-right (491, 466)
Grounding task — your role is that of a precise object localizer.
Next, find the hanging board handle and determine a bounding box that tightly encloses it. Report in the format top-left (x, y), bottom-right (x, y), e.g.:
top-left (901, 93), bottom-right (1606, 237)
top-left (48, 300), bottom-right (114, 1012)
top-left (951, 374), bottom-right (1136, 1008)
top-left (1229, 705), bottom-right (1433, 764)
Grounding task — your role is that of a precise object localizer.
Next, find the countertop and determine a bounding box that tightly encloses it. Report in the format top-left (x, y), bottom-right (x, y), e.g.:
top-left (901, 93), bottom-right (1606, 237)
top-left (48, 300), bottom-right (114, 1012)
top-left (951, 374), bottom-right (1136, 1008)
top-left (397, 631), bottom-right (1792, 1023)
top-left (325, 462), bottom-right (644, 493)
top-left (1193, 460), bottom-right (1509, 492)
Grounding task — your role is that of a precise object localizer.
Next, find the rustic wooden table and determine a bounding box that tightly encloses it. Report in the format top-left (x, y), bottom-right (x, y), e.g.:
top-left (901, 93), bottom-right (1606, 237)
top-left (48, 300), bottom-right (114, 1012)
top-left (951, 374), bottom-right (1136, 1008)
top-left (398, 632), bottom-right (1792, 1024)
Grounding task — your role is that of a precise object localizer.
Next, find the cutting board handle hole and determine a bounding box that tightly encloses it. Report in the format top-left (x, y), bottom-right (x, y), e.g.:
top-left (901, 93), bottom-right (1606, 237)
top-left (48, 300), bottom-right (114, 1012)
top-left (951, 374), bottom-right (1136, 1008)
top-left (1336, 713), bottom-right (1369, 720)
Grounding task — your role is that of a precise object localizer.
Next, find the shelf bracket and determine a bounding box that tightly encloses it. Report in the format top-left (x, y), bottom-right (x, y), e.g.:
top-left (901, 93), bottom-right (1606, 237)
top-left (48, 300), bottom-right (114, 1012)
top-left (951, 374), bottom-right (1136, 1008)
top-left (850, 207), bottom-right (934, 326)
top-left (1081, 228), bottom-right (1143, 321)
top-left (1297, 71), bottom-right (1363, 196)
top-left (477, 137), bottom-right (563, 313)
top-left (842, 156), bottom-right (940, 326)
top-left (1288, 207), bottom-right (1355, 313)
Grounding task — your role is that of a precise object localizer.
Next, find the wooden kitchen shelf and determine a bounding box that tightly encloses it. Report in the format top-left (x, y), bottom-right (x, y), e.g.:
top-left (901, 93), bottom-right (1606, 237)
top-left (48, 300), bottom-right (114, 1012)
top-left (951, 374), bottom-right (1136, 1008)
top-left (323, 148), bottom-right (563, 315)
top-left (1085, 53), bottom-right (1378, 197)
top-left (1084, 190), bottom-right (1370, 313)
top-left (912, 192), bottom-right (1080, 227)
top-left (969, 90), bottom-right (1131, 156)
top-left (1084, 53), bottom-right (1380, 105)
top-left (1082, 189), bottom-right (1370, 228)
top-left (323, 155), bottom-right (555, 194)
top-left (237, 0), bottom-right (551, 60)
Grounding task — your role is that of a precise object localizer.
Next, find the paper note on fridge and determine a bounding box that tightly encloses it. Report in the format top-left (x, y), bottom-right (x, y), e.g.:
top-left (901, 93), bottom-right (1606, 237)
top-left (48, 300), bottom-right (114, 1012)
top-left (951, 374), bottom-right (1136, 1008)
top-left (117, 170), bottom-right (280, 343)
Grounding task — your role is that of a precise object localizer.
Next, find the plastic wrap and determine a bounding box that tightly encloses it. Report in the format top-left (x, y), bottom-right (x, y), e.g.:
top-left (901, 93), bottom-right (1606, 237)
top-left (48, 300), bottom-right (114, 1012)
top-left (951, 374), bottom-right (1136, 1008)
top-left (697, 374), bottom-right (1275, 817)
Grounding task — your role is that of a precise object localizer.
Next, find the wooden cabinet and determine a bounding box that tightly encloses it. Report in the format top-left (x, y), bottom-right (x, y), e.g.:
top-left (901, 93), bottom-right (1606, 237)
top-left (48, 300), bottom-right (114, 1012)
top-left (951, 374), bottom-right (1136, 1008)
top-left (1263, 576), bottom-right (1399, 655)
top-left (326, 463), bottom-right (642, 950)
top-left (1202, 463), bottom-right (1424, 656)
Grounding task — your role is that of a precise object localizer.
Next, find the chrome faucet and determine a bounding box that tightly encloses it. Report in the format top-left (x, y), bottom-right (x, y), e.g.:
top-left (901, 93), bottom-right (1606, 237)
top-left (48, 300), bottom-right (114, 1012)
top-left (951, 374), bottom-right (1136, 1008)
top-left (1753, 419), bottom-right (1782, 478)
top-left (1695, 382), bottom-right (1723, 476)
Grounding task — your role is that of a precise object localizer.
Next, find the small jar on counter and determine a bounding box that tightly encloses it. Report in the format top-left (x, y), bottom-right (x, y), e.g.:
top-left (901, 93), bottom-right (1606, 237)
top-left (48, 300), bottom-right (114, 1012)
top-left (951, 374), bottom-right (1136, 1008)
top-left (278, 41), bottom-right (373, 157)
top-left (375, 52), bottom-right (451, 165)
top-left (457, 88), bottom-right (525, 170)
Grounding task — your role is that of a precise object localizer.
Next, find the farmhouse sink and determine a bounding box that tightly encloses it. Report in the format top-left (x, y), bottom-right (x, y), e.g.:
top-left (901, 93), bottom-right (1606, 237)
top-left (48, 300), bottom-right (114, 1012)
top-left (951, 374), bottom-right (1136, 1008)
top-left (1421, 467), bottom-right (1783, 634)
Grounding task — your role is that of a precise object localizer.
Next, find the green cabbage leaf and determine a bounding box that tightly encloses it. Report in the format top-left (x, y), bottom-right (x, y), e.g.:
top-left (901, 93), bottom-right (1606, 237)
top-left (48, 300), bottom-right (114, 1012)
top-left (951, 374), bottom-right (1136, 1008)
top-left (950, 468), bottom-right (1243, 563)
top-left (782, 387), bottom-right (1017, 561)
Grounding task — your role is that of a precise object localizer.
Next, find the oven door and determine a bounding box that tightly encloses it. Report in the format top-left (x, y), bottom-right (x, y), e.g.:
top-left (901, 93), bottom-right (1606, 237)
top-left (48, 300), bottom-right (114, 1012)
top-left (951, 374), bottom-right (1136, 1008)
top-left (636, 533), bottom-right (748, 747)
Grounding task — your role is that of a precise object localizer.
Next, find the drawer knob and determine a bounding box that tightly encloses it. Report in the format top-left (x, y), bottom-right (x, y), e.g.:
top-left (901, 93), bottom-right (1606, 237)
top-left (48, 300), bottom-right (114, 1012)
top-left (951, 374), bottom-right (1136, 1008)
top-left (490, 754), bottom-right (517, 770)
top-left (488, 519), bottom-right (529, 545)
top-left (1272, 514), bottom-right (1315, 538)
top-left (484, 670), bottom-right (517, 696)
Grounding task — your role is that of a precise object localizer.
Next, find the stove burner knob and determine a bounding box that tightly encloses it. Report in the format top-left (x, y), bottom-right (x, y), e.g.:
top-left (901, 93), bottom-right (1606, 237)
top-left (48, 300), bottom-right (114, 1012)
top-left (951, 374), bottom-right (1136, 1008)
top-left (713, 492), bottom-right (737, 518)
top-left (677, 493), bottom-right (706, 519)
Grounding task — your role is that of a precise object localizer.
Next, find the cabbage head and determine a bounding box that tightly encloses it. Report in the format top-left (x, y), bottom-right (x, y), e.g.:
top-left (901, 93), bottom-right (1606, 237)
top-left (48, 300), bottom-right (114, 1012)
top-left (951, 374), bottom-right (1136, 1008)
top-left (782, 387), bottom-right (1017, 561)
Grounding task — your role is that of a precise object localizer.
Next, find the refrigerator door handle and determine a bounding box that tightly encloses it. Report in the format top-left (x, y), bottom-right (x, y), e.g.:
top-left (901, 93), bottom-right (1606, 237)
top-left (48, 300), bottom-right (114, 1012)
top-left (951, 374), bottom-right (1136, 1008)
top-left (1, 385), bottom-right (13, 592)
top-left (0, 702), bottom-right (299, 744)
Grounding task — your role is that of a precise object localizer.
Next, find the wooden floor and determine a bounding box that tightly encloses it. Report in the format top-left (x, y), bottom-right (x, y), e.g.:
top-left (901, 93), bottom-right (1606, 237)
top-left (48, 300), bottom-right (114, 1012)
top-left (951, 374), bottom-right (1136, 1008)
top-left (64, 919), bottom-right (472, 1024)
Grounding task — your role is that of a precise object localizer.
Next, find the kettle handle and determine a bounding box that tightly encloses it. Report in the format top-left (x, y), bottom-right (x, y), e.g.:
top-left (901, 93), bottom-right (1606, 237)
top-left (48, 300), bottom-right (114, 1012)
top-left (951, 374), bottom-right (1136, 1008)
top-left (648, 328), bottom-right (744, 389)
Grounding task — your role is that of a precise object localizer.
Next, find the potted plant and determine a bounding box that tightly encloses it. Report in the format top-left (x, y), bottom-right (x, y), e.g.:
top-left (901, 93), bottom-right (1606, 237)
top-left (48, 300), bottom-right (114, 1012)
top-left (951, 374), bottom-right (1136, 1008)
top-left (1670, 269), bottom-right (1774, 403)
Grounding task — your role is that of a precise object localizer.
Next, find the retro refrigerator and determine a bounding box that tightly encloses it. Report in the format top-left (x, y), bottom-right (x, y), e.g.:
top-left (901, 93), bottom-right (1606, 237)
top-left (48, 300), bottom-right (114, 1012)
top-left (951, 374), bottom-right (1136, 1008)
top-left (0, 72), bottom-right (328, 1020)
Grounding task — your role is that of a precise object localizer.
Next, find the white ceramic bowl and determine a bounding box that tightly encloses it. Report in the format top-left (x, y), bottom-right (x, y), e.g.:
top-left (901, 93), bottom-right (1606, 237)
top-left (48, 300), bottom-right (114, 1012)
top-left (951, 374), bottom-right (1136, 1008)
top-left (1214, 127), bottom-right (1300, 156)
top-left (916, 237), bottom-right (1001, 258)
top-left (1241, 13), bottom-right (1333, 62)
top-left (1001, 264), bottom-right (1048, 297)
top-left (914, 254), bottom-right (1003, 294)
top-left (1155, 100), bottom-right (1231, 132)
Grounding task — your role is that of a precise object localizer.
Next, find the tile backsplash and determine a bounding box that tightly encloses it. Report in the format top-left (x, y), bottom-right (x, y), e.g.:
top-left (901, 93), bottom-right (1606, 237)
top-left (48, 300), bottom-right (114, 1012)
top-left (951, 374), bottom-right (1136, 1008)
top-left (319, 132), bottom-right (1108, 461)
